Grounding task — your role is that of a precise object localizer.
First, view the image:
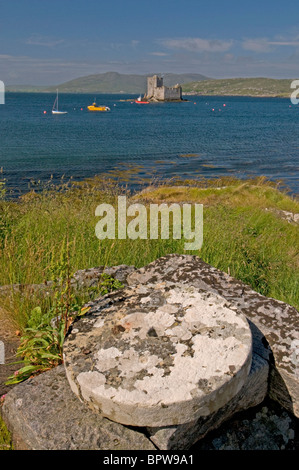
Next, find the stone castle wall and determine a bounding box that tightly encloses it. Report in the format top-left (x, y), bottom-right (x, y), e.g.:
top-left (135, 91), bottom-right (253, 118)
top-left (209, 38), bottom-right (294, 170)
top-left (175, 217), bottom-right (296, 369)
top-left (146, 75), bottom-right (182, 101)
top-left (147, 75), bottom-right (163, 99)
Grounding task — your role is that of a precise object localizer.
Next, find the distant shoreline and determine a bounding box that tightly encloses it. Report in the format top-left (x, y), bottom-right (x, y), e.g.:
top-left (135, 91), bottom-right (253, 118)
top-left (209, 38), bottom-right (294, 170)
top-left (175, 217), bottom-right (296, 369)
top-left (183, 93), bottom-right (290, 98)
top-left (5, 90), bottom-right (290, 99)
top-left (5, 75), bottom-right (294, 98)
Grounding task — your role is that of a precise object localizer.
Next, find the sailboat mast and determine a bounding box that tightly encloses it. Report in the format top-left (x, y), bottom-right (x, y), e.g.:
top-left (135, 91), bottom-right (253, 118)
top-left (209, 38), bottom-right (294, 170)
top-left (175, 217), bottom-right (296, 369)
top-left (52, 88), bottom-right (67, 114)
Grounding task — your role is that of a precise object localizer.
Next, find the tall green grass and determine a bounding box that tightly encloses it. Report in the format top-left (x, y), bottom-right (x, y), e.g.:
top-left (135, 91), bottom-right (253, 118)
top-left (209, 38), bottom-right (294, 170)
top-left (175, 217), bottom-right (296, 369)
top-left (0, 414), bottom-right (13, 450)
top-left (0, 177), bottom-right (298, 329)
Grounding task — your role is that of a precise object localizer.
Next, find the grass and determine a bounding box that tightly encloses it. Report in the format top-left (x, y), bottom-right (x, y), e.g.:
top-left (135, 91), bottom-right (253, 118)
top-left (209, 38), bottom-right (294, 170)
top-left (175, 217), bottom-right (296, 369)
top-left (137, 178), bottom-right (299, 307)
top-left (182, 77), bottom-right (294, 97)
top-left (0, 415), bottom-right (13, 450)
top-left (0, 175), bottom-right (298, 327)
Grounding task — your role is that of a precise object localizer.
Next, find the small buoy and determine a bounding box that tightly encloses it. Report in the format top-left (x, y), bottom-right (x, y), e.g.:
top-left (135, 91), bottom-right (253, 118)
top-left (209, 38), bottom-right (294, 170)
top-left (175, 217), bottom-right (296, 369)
top-left (81, 108), bottom-right (83, 110)
top-left (194, 102), bottom-right (196, 104)
top-left (212, 108), bottom-right (215, 111)
top-left (43, 110), bottom-right (47, 114)
top-left (223, 104), bottom-right (226, 107)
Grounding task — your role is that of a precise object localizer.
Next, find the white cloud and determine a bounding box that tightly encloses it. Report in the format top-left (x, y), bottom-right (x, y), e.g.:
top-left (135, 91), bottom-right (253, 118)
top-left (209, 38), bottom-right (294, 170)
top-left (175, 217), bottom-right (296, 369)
top-left (269, 40), bottom-right (299, 46)
top-left (159, 37), bottom-right (234, 53)
top-left (149, 52), bottom-right (168, 56)
top-left (25, 34), bottom-right (65, 47)
top-left (242, 36), bottom-right (299, 53)
top-left (131, 40), bottom-right (140, 47)
top-left (242, 38), bottom-right (272, 53)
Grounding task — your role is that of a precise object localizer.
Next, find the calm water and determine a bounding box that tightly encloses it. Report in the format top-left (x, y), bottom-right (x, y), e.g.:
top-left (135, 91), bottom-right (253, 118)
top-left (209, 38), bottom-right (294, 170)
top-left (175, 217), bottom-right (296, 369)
top-left (0, 92), bottom-right (298, 195)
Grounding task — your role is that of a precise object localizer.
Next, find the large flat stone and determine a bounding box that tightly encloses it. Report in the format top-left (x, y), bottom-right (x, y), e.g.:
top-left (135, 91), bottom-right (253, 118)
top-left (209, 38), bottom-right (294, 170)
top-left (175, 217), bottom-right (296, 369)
top-left (63, 284), bottom-right (252, 427)
top-left (126, 254), bottom-right (299, 417)
top-left (1, 324), bottom-right (269, 451)
top-left (1, 365), bottom-right (155, 450)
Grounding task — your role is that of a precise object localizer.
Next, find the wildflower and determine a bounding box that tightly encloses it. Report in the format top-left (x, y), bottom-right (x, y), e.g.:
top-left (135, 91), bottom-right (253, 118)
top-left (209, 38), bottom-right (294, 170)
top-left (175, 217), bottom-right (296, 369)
top-left (0, 394), bottom-right (7, 404)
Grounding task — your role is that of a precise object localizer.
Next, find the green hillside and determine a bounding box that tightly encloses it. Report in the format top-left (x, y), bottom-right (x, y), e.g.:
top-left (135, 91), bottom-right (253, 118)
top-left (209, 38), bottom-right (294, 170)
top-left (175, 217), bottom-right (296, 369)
top-left (182, 77), bottom-right (294, 97)
top-left (44, 72), bottom-right (209, 94)
top-left (6, 85), bottom-right (47, 92)
top-left (6, 75), bottom-right (295, 97)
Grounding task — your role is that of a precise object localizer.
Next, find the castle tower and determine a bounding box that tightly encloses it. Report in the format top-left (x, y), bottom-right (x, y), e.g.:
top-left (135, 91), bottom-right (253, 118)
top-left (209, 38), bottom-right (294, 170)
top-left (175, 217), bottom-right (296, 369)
top-left (145, 75), bottom-right (182, 101)
top-left (146, 75), bottom-right (163, 100)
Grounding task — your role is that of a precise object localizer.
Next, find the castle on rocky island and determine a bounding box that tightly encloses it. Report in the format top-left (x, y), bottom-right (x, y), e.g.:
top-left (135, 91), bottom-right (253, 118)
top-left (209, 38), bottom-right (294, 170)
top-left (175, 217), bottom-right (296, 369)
top-left (144, 75), bottom-right (182, 102)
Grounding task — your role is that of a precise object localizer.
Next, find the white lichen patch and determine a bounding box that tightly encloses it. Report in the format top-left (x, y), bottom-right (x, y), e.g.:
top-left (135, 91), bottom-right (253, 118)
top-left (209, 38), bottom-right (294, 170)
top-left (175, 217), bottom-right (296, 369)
top-left (64, 284), bottom-right (252, 427)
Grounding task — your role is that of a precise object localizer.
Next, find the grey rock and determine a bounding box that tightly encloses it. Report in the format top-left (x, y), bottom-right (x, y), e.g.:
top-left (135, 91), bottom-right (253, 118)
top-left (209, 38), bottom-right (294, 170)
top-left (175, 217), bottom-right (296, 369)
top-left (1, 329), bottom-right (269, 451)
top-left (1, 254), bottom-right (298, 450)
top-left (1, 365), bottom-right (156, 450)
top-left (71, 264), bottom-right (136, 290)
top-left (193, 400), bottom-right (298, 450)
top-left (265, 208), bottom-right (299, 225)
top-left (0, 264), bottom-right (136, 296)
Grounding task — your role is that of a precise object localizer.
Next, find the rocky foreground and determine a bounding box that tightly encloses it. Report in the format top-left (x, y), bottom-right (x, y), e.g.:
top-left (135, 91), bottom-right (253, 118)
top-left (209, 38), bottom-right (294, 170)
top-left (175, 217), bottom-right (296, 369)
top-left (1, 254), bottom-right (298, 450)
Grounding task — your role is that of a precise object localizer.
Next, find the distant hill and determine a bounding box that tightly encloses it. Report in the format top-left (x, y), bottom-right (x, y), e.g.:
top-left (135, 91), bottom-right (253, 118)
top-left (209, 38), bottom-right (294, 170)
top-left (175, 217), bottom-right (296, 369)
top-left (6, 75), bottom-right (294, 97)
top-left (6, 85), bottom-right (47, 92)
top-left (182, 77), bottom-right (294, 97)
top-left (44, 72), bottom-right (209, 94)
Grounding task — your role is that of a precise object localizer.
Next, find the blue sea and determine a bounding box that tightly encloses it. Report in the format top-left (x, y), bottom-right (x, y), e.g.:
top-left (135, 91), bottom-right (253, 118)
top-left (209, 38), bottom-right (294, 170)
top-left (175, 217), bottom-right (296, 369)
top-left (0, 92), bottom-right (298, 195)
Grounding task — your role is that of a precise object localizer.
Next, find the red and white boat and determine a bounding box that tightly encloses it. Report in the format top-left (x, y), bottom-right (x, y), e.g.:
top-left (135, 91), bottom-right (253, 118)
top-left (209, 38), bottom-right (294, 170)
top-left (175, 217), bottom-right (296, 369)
top-left (135, 95), bottom-right (149, 104)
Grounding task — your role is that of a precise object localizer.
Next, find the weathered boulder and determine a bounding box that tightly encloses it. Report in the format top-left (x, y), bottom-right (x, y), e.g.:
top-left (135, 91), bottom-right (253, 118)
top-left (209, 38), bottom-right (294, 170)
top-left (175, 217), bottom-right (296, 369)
top-left (1, 319), bottom-right (270, 451)
top-left (126, 254), bottom-right (299, 417)
top-left (63, 284), bottom-right (252, 427)
top-left (1, 365), bottom-right (155, 450)
top-left (1, 254), bottom-right (297, 450)
top-left (193, 399), bottom-right (297, 450)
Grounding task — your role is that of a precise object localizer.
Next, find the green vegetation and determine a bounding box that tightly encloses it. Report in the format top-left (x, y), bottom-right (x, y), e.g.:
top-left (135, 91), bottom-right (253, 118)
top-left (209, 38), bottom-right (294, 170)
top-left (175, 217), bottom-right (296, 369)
top-left (182, 77), bottom-right (294, 97)
top-left (4, 243), bottom-right (124, 385)
top-left (0, 413), bottom-right (13, 450)
top-left (44, 72), bottom-right (208, 94)
top-left (5, 85), bottom-right (47, 93)
top-left (6, 74), bottom-right (295, 97)
top-left (138, 180), bottom-right (299, 306)
top-left (0, 175), bottom-right (298, 321)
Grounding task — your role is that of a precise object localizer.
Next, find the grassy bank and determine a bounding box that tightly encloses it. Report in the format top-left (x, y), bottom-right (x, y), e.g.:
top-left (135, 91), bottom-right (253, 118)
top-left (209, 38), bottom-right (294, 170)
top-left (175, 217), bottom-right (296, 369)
top-left (0, 175), bottom-right (298, 326)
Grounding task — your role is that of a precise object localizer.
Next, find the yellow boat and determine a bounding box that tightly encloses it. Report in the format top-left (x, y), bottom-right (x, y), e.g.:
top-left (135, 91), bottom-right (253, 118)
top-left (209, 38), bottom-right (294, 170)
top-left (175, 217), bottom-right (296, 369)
top-left (87, 102), bottom-right (110, 112)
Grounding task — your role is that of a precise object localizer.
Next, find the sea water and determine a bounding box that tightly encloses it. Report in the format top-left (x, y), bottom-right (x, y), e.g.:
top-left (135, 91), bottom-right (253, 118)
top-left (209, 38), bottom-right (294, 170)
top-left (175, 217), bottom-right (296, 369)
top-left (0, 92), bottom-right (298, 195)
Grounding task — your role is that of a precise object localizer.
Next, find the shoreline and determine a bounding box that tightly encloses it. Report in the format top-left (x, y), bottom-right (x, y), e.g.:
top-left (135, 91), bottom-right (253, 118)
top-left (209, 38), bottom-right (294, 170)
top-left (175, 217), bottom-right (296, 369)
top-left (2, 174), bottom-right (299, 201)
top-left (183, 92), bottom-right (290, 98)
top-left (5, 89), bottom-right (291, 99)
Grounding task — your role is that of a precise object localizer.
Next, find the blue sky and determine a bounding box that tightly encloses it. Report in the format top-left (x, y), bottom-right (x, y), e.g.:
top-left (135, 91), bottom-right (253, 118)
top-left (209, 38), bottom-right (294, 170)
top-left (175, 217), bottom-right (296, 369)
top-left (1, 0), bottom-right (299, 84)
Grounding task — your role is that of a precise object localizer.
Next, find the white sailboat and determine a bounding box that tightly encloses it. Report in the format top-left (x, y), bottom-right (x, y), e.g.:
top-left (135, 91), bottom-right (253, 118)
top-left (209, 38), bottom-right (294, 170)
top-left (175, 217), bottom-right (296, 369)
top-left (52, 90), bottom-right (67, 115)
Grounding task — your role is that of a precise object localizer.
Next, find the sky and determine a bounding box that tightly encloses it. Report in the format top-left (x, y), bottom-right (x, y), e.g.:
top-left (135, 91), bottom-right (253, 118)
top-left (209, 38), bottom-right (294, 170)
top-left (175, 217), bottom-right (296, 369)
top-left (1, 0), bottom-right (299, 85)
